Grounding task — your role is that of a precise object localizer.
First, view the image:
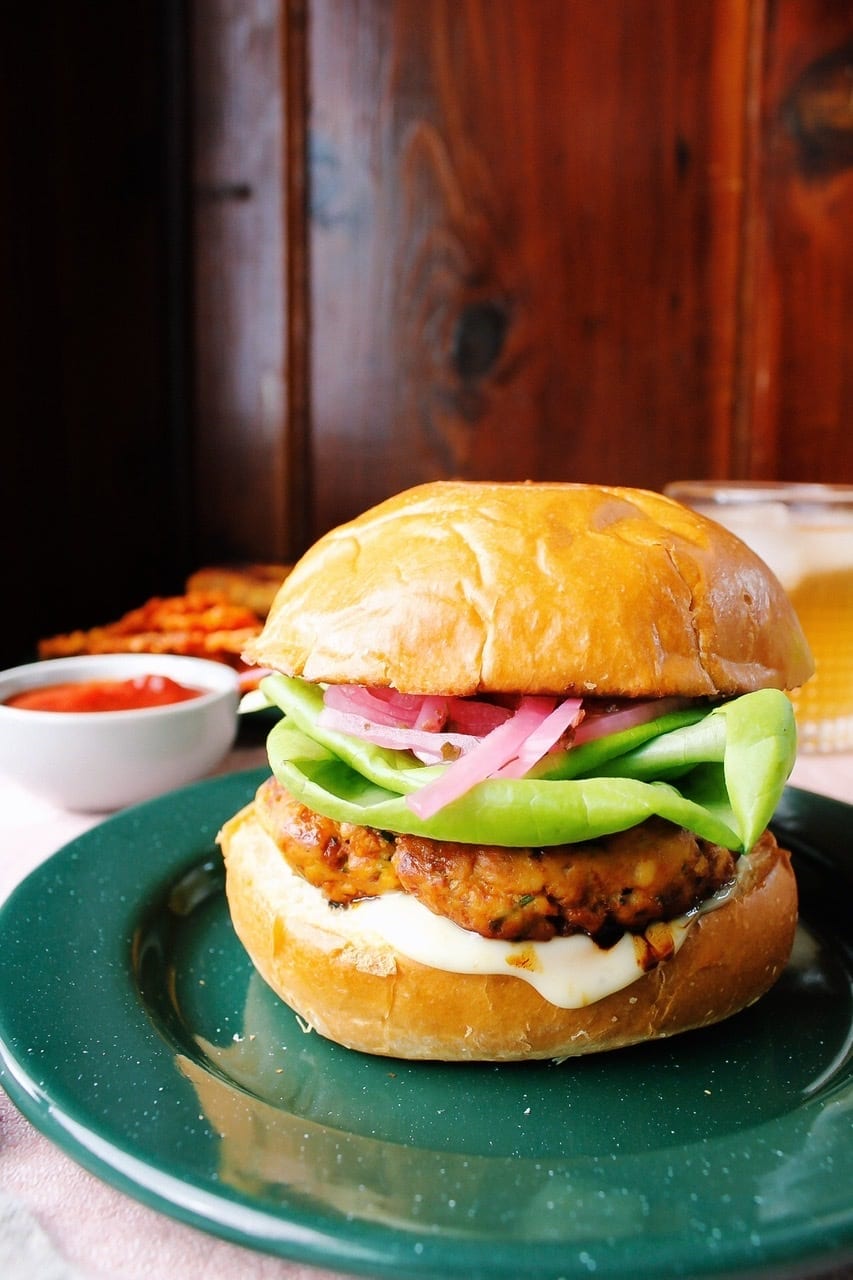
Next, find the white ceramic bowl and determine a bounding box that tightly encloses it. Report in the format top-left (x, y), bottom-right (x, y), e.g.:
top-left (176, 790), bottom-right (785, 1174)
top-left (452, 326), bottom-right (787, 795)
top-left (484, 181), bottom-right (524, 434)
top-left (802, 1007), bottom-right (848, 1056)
top-left (0, 653), bottom-right (240, 811)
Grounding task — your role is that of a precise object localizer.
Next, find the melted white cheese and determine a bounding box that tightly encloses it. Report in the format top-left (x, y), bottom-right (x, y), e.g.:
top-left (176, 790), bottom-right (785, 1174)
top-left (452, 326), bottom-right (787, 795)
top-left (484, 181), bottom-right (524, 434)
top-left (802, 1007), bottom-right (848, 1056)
top-left (347, 869), bottom-right (742, 1010)
top-left (353, 893), bottom-right (687, 1007)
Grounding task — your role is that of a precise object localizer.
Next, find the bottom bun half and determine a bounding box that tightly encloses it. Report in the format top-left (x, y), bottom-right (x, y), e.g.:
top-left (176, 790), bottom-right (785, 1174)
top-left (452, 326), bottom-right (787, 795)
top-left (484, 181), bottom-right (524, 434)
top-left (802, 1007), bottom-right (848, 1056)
top-left (218, 804), bottom-right (798, 1062)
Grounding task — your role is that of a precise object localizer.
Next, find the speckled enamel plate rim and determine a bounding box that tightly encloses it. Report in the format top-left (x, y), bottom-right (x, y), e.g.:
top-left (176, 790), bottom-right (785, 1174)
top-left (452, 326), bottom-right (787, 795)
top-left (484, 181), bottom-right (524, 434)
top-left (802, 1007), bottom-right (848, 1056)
top-left (0, 770), bottom-right (850, 1280)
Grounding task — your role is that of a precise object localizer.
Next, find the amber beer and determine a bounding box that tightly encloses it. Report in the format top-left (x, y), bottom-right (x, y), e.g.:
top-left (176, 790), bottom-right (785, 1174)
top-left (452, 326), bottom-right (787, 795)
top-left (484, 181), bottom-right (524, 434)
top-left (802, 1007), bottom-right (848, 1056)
top-left (785, 558), bottom-right (853, 751)
top-left (664, 483), bottom-right (853, 753)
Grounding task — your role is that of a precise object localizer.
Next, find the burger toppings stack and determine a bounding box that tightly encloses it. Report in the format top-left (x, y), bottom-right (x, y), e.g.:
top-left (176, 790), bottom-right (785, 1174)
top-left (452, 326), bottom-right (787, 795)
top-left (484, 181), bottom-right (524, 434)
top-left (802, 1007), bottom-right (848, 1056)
top-left (218, 482), bottom-right (814, 1061)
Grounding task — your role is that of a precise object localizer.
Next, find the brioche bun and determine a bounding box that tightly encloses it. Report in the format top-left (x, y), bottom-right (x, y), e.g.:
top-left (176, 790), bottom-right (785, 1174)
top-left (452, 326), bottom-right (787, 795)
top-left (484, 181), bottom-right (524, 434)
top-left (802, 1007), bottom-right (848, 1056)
top-left (244, 481), bottom-right (813, 698)
top-left (219, 804), bottom-right (798, 1061)
top-left (228, 482), bottom-right (808, 1061)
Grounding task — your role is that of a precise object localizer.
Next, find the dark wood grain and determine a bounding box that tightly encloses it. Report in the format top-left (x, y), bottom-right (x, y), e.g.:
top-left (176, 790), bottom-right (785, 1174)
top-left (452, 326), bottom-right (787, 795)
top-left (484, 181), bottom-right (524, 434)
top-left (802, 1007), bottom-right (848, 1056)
top-left (189, 0), bottom-right (293, 561)
top-left (739, 0), bottom-right (853, 480)
top-left (306, 0), bottom-right (755, 537)
top-left (6, 2), bottom-right (853, 664)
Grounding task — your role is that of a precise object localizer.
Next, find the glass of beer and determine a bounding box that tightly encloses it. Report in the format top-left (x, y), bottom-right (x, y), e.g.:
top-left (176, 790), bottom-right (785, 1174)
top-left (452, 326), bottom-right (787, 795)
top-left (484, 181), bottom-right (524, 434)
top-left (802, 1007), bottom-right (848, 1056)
top-left (664, 481), bottom-right (853, 753)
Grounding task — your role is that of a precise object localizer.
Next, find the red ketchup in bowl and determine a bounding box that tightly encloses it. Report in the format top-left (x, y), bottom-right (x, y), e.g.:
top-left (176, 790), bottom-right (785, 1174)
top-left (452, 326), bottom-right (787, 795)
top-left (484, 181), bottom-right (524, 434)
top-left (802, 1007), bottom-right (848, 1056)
top-left (5, 674), bottom-right (204, 713)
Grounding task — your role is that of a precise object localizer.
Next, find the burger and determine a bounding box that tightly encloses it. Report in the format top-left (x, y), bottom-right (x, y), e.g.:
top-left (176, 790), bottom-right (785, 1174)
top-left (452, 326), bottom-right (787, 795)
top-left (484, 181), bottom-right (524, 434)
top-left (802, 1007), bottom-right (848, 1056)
top-left (219, 481), bottom-right (814, 1061)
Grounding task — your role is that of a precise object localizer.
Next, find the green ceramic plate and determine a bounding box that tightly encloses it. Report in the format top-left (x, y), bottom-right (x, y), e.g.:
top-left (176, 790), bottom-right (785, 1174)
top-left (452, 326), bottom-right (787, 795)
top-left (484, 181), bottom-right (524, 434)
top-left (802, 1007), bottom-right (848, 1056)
top-left (0, 771), bottom-right (850, 1280)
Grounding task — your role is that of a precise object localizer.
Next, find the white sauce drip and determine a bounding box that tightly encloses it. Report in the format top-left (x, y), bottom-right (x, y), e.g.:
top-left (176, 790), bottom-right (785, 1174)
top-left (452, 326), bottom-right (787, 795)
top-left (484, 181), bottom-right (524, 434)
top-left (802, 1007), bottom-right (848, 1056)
top-left (346, 863), bottom-right (743, 1010)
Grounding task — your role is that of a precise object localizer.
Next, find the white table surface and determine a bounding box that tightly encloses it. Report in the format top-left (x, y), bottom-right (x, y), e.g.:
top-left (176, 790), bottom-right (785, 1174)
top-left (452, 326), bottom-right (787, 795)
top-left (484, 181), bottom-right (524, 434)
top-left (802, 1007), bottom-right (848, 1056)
top-left (0, 741), bottom-right (851, 1280)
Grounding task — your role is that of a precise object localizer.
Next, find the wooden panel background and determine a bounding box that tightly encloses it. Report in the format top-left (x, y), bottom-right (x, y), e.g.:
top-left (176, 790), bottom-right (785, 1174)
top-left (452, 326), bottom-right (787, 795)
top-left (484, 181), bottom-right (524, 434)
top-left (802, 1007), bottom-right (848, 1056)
top-left (306, 0), bottom-right (751, 535)
top-left (191, 0), bottom-right (296, 561)
top-left (190, 0), bottom-right (853, 558)
top-left (740, 0), bottom-right (853, 478)
top-left (4, 2), bottom-right (853, 664)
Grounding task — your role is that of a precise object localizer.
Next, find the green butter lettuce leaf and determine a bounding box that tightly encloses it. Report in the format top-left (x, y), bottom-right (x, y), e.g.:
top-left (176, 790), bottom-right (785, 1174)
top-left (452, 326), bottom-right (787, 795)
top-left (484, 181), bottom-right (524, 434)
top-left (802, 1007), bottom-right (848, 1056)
top-left (583, 714), bottom-right (728, 780)
top-left (717, 690), bottom-right (799, 852)
top-left (525, 706), bottom-right (710, 780)
top-left (585, 689), bottom-right (797, 850)
top-left (259, 676), bottom-right (797, 852)
top-left (266, 717), bottom-right (744, 848)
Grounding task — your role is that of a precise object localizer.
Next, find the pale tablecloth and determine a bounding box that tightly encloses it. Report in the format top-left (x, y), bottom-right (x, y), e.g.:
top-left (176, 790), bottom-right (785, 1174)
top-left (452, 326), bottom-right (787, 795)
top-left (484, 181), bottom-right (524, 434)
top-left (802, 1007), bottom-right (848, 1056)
top-left (0, 742), bottom-right (851, 1280)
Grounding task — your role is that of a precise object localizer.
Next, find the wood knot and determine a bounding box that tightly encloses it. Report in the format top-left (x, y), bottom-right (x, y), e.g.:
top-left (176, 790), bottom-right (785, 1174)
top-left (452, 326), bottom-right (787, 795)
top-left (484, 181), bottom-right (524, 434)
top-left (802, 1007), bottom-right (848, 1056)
top-left (451, 300), bottom-right (509, 382)
top-left (781, 40), bottom-right (853, 180)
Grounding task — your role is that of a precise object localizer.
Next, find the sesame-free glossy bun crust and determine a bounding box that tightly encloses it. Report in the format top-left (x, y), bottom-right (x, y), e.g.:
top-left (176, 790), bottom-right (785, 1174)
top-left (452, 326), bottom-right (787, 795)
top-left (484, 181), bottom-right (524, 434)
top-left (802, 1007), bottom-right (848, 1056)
top-left (219, 804), bottom-right (798, 1062)
top-left (243, 482), bottom-right (813, 698)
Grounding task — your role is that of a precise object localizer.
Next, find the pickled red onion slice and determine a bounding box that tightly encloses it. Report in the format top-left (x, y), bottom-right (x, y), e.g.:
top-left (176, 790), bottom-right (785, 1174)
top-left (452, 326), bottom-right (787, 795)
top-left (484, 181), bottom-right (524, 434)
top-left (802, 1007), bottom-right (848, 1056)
top-left (406, 696), bottom-right (558, 820)
top-left (414, 696), bottom-right (450, 731)
top-left (443, 698), bottom-right (513, 735)
top-left (322, 684), bottom-right (511, 735)
top-left (318, 684), bottom-right (693, 820)
top-left (572, 697), bottom-right (689, 744)
top-left (318, 705), bottom-right (480, 763)
top-left (323, 684), bottom-right (428, 728)
top-left (491, 697), bottom-right (584, 779)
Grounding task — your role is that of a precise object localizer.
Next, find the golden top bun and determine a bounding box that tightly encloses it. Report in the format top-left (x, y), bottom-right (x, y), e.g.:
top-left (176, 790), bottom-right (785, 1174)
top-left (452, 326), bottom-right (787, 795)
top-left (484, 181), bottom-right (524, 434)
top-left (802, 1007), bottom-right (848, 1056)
top-left (219, 804), bottom-right (798, 1061)
top-left (243, 481), bottom-right (814, 698)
